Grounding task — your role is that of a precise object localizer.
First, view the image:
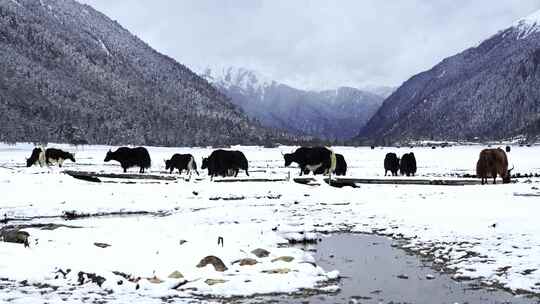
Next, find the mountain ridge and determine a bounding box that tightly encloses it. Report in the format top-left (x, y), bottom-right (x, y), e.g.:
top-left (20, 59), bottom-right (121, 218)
top-left (356, 10), bottom-right (540, 144)
top-left (0, 0), bottom-right (296, 146)
top-left (203, 67), bottom-right (385, 140)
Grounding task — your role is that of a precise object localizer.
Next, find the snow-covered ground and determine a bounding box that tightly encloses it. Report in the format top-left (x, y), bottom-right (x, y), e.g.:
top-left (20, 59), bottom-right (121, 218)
top-left (1, 143), bottom-right (540, 302)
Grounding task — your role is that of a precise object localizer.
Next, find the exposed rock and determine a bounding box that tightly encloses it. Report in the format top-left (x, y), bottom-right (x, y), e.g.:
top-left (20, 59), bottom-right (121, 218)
top-left (77, 271), bottom-right (106, 287)
top-left (397, 274), bottom-right (409, 279)
top-left (147, 276), bottom-right (163, 284)
top-left (196, 256), bottom-right (228, 272)
top-left (232, 258), bottom-right (259, 266)
top-left (262, 268), bottom-right (291, 274)
top-left (251, 248), bottom-right (270, 258)
top-left (271, 256), bottom-right (294, 263)
top-left (168, 271), bottom-right (184, 279)
top-left (205, 278), bottom-right (227, 285)
top-left (93, 242), bottom-right (111, 248)
top-left (0, 229), bottom-right (29, 247)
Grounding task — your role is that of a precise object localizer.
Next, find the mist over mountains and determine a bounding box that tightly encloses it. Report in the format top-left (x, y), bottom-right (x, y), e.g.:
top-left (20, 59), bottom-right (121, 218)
top-left (202, 67), bottom-right (385, 141)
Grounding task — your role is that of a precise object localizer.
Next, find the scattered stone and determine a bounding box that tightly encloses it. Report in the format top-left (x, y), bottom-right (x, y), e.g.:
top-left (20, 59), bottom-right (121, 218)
top-left (77, 271), bottom-right (106, 287)
top-left (426, 274), bottom-right (435, 280)
top-left (233, 258), bottom-right (258, 266)
top-left (262, 268), bottom-right (291, 274)
top-left (0, 229), bottom-right (30, 247)
top-left (168, 271), bottom-right (184, 279)
top-left (55, 268), bottom-right (71, 279)
top-left (251, 248), bottom-right (270, 258)
top-left (396, 274), bottom-right (409, 279)
top-left (521, 269), bottom-right (537, 276)
top-left (196, 256), bottom-right (228, 272)
top-left (205, 278), bottom-right (227, 285)
top-left (351, 295), bottom-right (372, 300)
top-left (179, 240), bottom-right (187, 245)
top-left (147, 276), bottom-right (163, 284)
top-left (271, 256), bottom-right (294, 263)
top-left (94, 242), bottom-right (111, 248)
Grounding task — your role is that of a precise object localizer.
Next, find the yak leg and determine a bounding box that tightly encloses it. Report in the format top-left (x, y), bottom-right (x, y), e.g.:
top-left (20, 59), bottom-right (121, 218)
top-left (245, 169), bottom-right (249, 176)
top-left (385, 170), bottom-right (388, 176)
top-left (123, 167), bottom-right (127, 173)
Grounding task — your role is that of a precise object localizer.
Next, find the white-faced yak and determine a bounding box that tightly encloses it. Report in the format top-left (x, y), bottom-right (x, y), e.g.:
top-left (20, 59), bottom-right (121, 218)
top-left (284, 147), bottom-right (336, 176)
top-left (165, 154), bottom-right (199, 176)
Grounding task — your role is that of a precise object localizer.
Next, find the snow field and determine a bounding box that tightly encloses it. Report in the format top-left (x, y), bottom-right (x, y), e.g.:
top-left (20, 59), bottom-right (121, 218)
top-left (1, 143), bottom-right (540, 301)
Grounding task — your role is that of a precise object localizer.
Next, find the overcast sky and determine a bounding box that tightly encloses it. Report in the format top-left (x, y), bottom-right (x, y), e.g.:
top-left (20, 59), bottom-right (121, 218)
top-left (79, 0), bottom-right (539, 90)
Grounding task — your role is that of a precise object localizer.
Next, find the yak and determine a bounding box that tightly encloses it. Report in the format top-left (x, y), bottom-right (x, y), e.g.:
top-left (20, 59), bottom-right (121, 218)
top-left (202, 149), bottom-right (249, 179)
top-left (284, 147), bottom-right (335, 176)
top-left (165, 154), bottom-right (199, 176)
top-left (26, 147), bottom-right (75, 167)
top-left (384, 153), bottom-right (400, 176)
top-left (400, 152), bottom-right (417, 176)
top-left (104, 147), bottom-right (151, 173)
top-left (26, 147), bottom-right (45, 167)
top-left (476, 148), bottom-right (513, 185)
top-left (45, 148), bottom-right (75, 167)
top-left (308, 153), bottom-right (347, 176)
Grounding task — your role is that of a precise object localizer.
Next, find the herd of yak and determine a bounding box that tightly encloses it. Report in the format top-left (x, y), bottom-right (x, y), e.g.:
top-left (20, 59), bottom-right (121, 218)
top-left (24, 146), bottom-right (513, 185)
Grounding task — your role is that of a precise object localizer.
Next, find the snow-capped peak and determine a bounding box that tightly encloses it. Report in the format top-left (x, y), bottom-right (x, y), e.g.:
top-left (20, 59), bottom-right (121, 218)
top-left (513, 9), bottom-right (540, 39)
top-left (201, 67), bottom-right (275, 94)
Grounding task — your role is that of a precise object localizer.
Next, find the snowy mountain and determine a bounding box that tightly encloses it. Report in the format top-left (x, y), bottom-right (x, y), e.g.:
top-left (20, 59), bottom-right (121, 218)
top-left (203, 67), bottom-right (384, 140)
top-left (0, 0), bottom-right (294, 146)
top-left (357, 10), bottom-right (540, 144)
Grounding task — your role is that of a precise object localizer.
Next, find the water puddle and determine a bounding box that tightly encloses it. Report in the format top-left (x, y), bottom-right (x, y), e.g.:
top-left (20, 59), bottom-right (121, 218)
top-left (250, 233), bottom-right (540, 303)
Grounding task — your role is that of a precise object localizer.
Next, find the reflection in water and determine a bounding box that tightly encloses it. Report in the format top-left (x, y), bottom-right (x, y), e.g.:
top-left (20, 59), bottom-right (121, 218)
top-left (249, 234), bottom-right (540, 304)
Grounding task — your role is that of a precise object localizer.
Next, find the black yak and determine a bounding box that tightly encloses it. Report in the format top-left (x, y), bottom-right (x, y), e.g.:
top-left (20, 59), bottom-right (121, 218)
top-left (400, 152), bottom-right (417, 176)
top-left (384, 153), bottom-right (400, 176)
top-left (202, 150), bottom-right (249, 179)
top-left (104, 147), bottom-right (151, 173)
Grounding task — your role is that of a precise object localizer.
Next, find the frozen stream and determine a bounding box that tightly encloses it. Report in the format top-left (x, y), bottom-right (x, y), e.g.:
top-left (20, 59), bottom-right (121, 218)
top-left (250, 234), bottom-right (540, 304)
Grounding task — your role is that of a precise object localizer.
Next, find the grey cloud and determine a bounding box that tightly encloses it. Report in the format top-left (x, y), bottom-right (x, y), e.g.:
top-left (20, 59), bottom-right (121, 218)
top-left (79, 0), bottom-right (540, 90)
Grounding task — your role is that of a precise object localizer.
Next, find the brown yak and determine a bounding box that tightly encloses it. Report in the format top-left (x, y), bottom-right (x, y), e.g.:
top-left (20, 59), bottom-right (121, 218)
top-left (476, 148), bottom-right (513, 185)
